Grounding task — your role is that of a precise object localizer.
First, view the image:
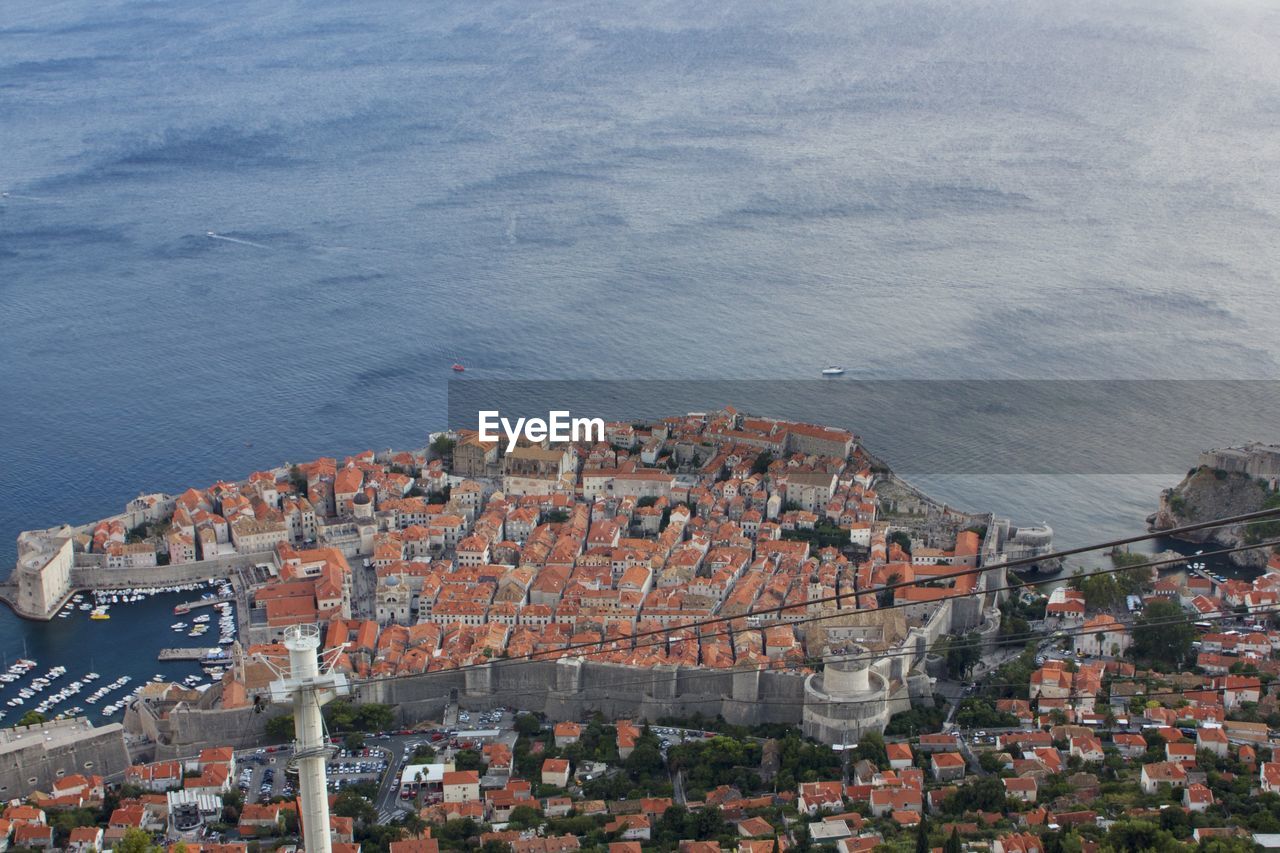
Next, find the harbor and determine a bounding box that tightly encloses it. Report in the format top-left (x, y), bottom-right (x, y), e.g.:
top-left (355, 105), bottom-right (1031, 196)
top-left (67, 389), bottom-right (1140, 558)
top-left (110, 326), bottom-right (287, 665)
top-left (0, 578), bottom-right (240, 726)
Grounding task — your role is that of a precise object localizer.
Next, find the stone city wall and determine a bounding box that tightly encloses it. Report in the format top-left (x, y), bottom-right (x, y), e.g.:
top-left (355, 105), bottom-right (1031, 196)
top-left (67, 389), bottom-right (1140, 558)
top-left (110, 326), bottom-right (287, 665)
top-left (0, 722), bottom-right (129, 794)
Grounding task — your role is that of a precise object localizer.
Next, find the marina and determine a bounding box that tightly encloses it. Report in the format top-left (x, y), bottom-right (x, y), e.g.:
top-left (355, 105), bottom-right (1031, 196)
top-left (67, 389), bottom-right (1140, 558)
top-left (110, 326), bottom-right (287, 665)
top-left (0, 579), bottom-right (236, 724)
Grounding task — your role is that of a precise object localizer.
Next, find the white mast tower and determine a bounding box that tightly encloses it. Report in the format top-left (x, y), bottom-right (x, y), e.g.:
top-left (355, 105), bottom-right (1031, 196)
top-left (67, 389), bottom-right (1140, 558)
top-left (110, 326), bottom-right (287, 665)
top-left (270, 623), bottom-right (349, 853)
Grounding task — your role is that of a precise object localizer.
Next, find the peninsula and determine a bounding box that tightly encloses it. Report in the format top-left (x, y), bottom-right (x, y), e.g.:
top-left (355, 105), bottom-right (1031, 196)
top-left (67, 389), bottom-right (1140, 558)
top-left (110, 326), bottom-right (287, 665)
top-left (3, 408), bottom-right (1052, 753)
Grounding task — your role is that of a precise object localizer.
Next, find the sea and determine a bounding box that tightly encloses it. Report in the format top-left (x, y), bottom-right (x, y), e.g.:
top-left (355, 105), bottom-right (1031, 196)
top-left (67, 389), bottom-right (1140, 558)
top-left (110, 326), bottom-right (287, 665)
top-left (2, 0), bottom-right (1280, 716)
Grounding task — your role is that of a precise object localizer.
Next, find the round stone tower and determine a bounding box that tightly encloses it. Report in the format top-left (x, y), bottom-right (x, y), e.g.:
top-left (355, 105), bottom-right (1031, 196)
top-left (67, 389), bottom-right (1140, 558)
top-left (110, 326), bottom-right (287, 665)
top-left (801, 644), bottom-right (891, 744)
top-left (822, 645), bottom-right (873, 696)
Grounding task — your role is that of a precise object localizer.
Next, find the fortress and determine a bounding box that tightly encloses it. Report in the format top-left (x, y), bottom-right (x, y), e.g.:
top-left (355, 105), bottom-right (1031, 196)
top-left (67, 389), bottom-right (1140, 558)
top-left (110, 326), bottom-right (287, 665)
top-left (128, 587), bottom-right (1002, 756)
top-left (1199, 443), bottom-right (1280, 484)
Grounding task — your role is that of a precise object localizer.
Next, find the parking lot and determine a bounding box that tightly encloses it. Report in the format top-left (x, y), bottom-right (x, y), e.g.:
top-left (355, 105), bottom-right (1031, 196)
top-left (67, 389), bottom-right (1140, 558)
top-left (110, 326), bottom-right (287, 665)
top-left (391, 708), bottom-right (517, 772)
top-left (236, 744), bottom-right (390, 803)
top-left (650, 725), bottom-right (712, 752)
top-left (325, 746), bottom-right (390, 794)
top-left (236, 747), bottom-right (295, 804)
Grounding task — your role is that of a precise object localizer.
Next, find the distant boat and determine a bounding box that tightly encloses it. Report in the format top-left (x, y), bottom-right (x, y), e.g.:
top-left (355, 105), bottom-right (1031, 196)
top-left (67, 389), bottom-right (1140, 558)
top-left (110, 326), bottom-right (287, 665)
top-left (821, 366), bottom-right (845, 376)
top-left (451, 362), bottom-right (466, 372)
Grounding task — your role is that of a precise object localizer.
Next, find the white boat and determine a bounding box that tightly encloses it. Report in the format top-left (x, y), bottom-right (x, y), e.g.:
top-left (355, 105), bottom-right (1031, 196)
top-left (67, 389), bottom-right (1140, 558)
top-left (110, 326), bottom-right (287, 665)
top-left (821, 366), bottom-right (845, 376)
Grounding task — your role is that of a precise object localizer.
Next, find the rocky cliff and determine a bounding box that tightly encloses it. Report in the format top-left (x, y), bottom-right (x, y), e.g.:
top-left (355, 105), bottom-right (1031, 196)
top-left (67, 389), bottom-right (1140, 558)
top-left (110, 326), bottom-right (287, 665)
top-left (1149, 464), bottom-right (1280, 567)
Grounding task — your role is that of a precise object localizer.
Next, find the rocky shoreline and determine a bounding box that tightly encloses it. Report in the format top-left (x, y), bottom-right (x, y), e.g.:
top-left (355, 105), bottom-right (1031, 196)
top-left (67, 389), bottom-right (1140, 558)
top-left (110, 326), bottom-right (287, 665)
top-left (1148, 461), bottom-right (1279, 568)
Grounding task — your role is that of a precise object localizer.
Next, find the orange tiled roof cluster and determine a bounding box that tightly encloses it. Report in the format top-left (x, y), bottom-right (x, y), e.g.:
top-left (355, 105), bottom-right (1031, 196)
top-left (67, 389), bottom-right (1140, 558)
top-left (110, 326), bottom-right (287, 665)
top-left (139, 411), bottom-right (1000, 686)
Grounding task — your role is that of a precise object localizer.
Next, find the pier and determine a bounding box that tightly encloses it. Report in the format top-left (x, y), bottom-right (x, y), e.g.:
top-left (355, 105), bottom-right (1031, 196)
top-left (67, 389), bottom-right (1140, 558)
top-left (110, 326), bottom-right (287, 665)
top-left (173, 595), bottom-right (234, 615)
top-left (158, 647), bottom-right (228, 662)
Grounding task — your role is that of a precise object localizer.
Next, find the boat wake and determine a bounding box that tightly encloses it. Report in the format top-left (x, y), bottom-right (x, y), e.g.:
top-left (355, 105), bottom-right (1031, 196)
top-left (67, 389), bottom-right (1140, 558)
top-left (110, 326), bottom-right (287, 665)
top-left (1, 191), bottom-right (51, 202)
top-left (205, 231), bottom-right (271, 249)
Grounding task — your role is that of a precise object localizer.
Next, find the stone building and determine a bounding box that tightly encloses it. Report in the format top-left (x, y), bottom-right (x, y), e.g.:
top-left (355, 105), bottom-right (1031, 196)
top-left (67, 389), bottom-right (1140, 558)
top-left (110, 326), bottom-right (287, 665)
top-left (0, 717), bottom-right (129, 797)
top-left (13, 531), bottom-right (74, 618)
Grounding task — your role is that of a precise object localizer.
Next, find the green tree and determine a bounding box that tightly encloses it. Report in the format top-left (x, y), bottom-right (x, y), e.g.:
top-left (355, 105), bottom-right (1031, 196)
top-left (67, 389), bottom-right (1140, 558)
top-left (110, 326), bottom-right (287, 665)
top-left (954, 699), bottom-right (1019, 729)
top-left (507, 805), bottom-right (542, 830)
top-left (399, 811), bottom-right (428, 839)
top-left (333, 790), bottom-right (378, 825)
top-left (113, 828), bottom-right (161, 853)
top-left (942, 776), bottom-right (1007, 815)
top-left (853, 731), bottom-right (888, 767)
top-left (1201, 838), bottom-right (1264, 853)
top-left (1070, 569), bottom-right (1124, 611)
top-left (1104, 819), bottom-right (1180, 851)
top-left (944, 633), bottom-right (982, 678)
top-left (436, 818), bottom-right (479, 843)
top-left (914, 812), bottom-right (930, 853)
top-left (318, 700), bottom-right (395, 734)
top-left (515, 713), bottom-right (543, 737)
top-left (944, 827), bottom-right (962, 853)
top-left (49, 808), bottom-right (99, 847)
top-left (454, 749), bottom-right (484, 772)
top-left (265, 713), bottom-right (295, 742)
top-left (1132, 599), bottom-right (1195, 664)
top-left (884, 695), bottom-right (948, 736)
top-left (624, 724), bottom-right (667, 780)
top-left (221, 788), bottom-right (245, 824)
top-left (16, 710), bottom-right (46, 727)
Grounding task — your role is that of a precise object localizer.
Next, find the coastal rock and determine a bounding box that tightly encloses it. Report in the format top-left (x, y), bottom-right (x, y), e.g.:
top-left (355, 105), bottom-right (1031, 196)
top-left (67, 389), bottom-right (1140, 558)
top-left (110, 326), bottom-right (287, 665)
top-left (1148, 465), bottom-right (1277, 568)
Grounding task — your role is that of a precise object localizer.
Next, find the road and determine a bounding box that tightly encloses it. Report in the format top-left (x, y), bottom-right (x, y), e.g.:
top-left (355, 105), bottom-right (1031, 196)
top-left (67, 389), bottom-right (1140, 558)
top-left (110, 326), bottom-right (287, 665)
top-left (957, 733), bottom-right (986, 776)
top-left (349, 560), bottom-right (377, 621)
top-left (938, 630), bottom-right (1066, 725)
top-left (367, 708), bottom-right (520, 820)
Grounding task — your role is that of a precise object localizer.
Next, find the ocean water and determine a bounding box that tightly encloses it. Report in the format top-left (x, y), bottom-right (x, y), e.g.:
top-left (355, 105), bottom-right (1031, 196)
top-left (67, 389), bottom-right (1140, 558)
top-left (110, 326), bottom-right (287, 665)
top-left (3, 1), bottom-right (1280, 672)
